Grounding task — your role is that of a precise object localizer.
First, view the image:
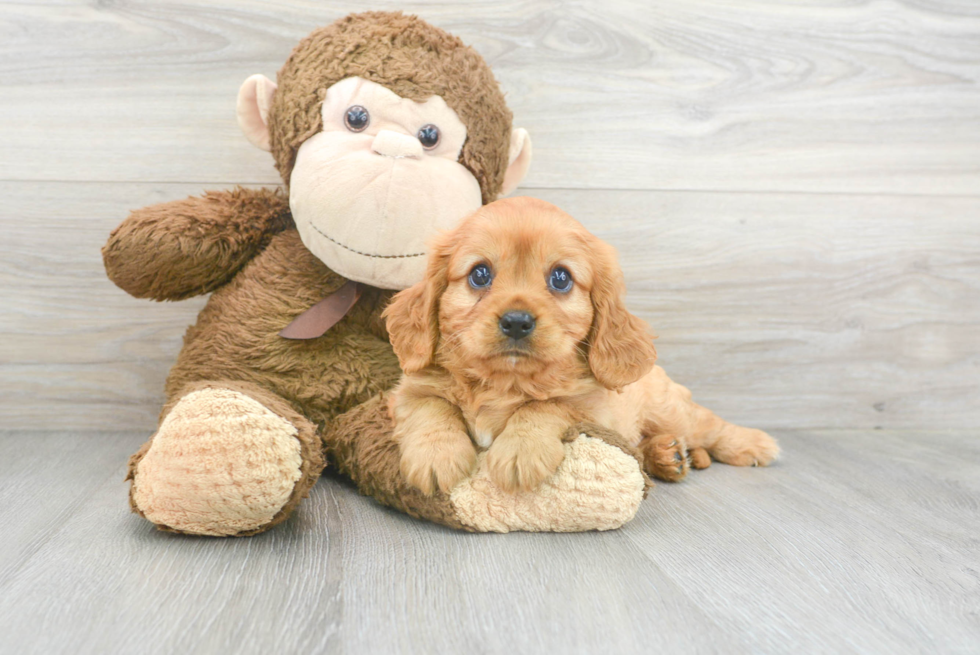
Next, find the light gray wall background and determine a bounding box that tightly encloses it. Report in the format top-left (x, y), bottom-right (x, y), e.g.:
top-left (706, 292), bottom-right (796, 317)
top-left (1, 1), bottom-right (978, 434)
top-left (3, 1), bottom-right (977, 435)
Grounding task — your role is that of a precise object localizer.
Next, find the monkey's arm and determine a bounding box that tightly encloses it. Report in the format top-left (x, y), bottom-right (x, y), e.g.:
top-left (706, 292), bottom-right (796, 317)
top-left (103, 187), bottom-right (292, 301)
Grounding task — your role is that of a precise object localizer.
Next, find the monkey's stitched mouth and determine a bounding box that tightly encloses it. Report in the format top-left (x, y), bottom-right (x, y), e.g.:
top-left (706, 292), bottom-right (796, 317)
top-left (307, 221), bottom-right (426, 260)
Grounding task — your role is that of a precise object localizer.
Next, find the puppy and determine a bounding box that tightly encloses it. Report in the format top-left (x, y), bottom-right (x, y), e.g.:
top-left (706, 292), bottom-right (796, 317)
top-left (384, 197), bottom-right (779, 495)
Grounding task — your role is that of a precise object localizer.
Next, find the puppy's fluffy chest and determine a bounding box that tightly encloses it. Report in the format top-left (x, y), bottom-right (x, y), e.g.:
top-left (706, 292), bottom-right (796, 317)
top-left (466, 400), bottom-right (520, 449)
top-left (448, 373), bottom-right (601, 449)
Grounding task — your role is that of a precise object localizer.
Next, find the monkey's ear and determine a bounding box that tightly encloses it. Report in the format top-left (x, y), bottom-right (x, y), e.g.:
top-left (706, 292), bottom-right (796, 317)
top-left (237, 74), bottom-right (278, 152)
top-left (499, 128), bottom-right (533, 197)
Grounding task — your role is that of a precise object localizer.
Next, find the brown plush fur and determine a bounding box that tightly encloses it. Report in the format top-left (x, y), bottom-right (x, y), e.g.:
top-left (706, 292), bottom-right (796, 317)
top-left (104, 187), bottom-right (292, 301)
top-left (106, 12), bottom-right (609, 535)
top-left (270, 11), bottom-right (513, 203)
top-left (162, 229), bottom-right (399, 420)
top-left (387, 198), bottom-right (779, 493)
top-left (323, 393), bottom-right (469, 530)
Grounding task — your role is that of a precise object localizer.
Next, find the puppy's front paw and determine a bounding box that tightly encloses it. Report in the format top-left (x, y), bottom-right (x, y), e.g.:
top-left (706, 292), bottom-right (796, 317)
top-left (712, 428), bottom-right (779, 467)
top-left (486, 434), bottom-right (565, 493)
top-left (400, 431), bottom-right (477, 496)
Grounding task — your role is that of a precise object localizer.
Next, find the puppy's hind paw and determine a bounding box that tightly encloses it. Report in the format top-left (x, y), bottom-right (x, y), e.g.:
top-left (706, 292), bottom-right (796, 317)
top-left (711, 428), bottom-right (779, 468)
top-left (688, 447), bottom-right (712, 470)
top-left (639, 433), bottom-right (692, 482)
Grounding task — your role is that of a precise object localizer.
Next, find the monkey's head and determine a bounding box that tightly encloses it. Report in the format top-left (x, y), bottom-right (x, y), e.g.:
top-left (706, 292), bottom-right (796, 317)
top-left (236, 11), bottom-right (532, 290)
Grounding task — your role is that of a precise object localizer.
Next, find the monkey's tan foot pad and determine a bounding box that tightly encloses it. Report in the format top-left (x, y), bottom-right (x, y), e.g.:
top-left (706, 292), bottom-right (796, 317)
top-left (449, 435), bottom-right (647, 533)
top-left (131, 388), bottom-right (304, 536)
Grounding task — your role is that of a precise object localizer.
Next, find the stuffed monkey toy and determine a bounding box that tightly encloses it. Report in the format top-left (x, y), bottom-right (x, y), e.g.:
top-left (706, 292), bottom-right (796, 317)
top-left (103, 11), bottom-right (650, 536)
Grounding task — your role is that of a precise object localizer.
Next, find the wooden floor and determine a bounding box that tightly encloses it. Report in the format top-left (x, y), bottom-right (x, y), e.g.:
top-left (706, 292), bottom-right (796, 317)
top-left (0, 429), bottom-right (977, 654)
top-left (1, 1), bottom-right (978, 653)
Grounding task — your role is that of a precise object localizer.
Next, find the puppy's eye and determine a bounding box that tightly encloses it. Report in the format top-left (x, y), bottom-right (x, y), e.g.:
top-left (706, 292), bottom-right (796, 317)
top-left (468, 264), bottom-right (492, 289)
top-left (344, 105), bottom-right (370, 132)
top-left (549, 266), bottom-right (573, 293)
top-left (417, 124), bottom-right (440, 149)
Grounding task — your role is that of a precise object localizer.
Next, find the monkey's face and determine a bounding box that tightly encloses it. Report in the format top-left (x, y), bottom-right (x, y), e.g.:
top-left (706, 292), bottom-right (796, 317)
top-left (288, 77), bottom-right (484, 290)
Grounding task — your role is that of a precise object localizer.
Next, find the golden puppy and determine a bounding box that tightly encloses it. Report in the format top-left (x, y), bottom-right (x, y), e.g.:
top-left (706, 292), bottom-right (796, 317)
top-left (384, 197), bottom-right (779, 495)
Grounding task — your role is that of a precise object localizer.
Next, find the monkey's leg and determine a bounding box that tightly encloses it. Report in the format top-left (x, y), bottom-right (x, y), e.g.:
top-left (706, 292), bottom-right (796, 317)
top-left (127, 381), bottom-right (324, 537)
top-left (323, 396), bottom-right (650, 533)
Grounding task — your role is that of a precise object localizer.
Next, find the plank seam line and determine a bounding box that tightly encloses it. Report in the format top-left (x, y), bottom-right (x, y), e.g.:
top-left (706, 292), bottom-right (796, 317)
top-left (1, 180), bottom-right (980, 200)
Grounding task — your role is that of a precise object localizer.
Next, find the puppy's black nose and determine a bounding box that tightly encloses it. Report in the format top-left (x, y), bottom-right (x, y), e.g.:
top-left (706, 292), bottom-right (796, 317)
top-left (499, 311), bottom-right (536, 340)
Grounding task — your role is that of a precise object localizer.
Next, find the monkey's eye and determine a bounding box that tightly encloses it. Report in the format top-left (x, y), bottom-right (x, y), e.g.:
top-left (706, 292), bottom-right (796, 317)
top-left (417, 124), bottom-right (440, 149)
top-left (468, 264), bottom-right (492, 289)
top-left (344, 105), bottom-right (370, 132)
top-left (548, 266), bottom-right (573, 293)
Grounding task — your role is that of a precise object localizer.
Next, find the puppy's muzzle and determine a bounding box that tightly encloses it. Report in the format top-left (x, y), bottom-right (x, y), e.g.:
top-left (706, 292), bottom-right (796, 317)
top-left (499, 310), bottom-right (536, 340)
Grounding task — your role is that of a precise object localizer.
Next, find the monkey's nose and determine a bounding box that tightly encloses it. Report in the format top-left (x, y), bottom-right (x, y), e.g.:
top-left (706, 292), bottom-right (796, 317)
top-left (371, 130), bottom-right (424, 159)
top-left (499, 311), bottom-right (536, 340)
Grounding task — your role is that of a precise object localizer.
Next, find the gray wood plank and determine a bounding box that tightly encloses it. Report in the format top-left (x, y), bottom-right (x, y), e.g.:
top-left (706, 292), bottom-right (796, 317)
top-left (2, 182), bottom-right (977, 432)
top-left (0, 429), bottom-right (976, 654)
top-left (0, 432), bottom-right (731, 655)
top-left (627, 429), bottom-right (980, 653)
top-left (0, 1), bottom-right (977, 194)
top-left (0, 431), bottom-right (138, 586)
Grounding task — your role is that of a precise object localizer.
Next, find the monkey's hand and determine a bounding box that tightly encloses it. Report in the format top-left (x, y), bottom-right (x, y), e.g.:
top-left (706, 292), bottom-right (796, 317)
top-left (103, 187), bottom-right (291, 300)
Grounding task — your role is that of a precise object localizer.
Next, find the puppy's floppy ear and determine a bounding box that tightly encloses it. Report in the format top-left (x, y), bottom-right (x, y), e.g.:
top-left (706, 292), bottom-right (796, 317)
top-left (383, 234), bottom-right (453, 374)
top-left (587, 240), bottom-right (657, 390)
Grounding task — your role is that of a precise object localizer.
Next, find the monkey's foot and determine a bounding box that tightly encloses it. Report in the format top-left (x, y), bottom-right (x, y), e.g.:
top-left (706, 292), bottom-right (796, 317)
top-left (449, 434), bottom-right (647, 533)
top-left (130, 387), bottom-right (306, 536)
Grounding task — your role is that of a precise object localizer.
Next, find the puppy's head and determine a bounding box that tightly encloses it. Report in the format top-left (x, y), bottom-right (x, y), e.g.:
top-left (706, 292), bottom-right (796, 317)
top-left (383, 197), bottom-right (656, 389)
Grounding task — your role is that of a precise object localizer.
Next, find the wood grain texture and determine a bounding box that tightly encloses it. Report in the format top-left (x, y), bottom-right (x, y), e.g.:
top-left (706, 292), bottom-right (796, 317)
top-left (0, 0), bottom-right (977, 194)
top-left (0, 429), bottom-right (977, 654)
top-left (2, 181), bottom-right (976, 431)
top-left (2, 3), bottom-right (978, 653)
